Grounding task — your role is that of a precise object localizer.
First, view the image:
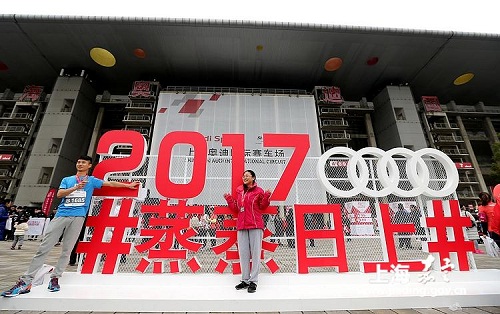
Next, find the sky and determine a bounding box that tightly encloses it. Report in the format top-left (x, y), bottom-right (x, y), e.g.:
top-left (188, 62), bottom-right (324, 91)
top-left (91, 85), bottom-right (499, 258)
top-left (2, 0), bottom-right (499, 34)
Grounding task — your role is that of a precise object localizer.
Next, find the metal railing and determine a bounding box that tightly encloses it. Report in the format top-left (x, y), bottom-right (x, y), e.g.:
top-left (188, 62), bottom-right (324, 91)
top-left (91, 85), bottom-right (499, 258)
top-left (123, 127), bottom-right (150, 136)
top-left (322, 132), bottom-right (351, 140)
top-left (1, 113), bottom-right (32, 119)
top-left (441, 148), bottom-right (468, 155)
top-left (319, 107), bottom-right (347, 115)
top-left (321, 119), bottom-right (348, 127)
top-left (125, 103), bottom-right (153, 110)
top-left (0, 140), bottom-right (21, 147)
top-left (123, 114), bottom-right (151, 121)
top-left (0, 126), bottom-right (26, 133)
top-left (435, 135), bottom-right (463, 142)
top-left (0, 169), bottom-right (11, 177)
top-left (162, 86), bottom-right (309, 96)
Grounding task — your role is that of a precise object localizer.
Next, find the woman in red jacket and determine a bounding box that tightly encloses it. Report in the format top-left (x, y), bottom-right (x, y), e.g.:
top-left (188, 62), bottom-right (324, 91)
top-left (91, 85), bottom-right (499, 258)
top-left (224, 170), bottom-right (271, 293)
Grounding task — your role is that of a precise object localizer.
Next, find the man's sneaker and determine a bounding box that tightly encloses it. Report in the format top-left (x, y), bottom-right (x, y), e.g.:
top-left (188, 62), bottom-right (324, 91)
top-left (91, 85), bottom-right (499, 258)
top-left (247, 282), bottom-right (257, 293)
top-left (235, 281), bottom-right (249, 290)
top-left (1, 280), bottom-right (31, 297)
top-left (48, 277), bottom-right (60, 292)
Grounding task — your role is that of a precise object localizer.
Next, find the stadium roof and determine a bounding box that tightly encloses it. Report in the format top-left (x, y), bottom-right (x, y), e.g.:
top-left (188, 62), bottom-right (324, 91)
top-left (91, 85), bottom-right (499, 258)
top-left (1, 14), bottom-right (499, 104)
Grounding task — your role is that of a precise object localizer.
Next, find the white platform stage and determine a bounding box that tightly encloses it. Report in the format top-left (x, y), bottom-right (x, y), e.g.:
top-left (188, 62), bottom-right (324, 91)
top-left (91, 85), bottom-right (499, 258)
top-left (2, 270), bottom-right (500, 312)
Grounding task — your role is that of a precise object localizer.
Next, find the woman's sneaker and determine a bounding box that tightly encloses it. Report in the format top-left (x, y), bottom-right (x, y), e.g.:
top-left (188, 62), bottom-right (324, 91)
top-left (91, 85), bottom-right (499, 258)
top-left (48, 277), bottom-right (60, 292)
top-left (235, 281), bottom-right (249, 290)
top-left (247, 282), bottom-right (257, 293)
top-left (1, 280), bottom-right (31, 297)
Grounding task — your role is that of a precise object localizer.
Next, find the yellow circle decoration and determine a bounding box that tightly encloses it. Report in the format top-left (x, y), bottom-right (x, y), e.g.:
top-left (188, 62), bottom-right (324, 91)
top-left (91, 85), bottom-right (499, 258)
top-left (453, 73), bottom-right (474, 85)
top-left (90, 47), bottom-right (116, 67)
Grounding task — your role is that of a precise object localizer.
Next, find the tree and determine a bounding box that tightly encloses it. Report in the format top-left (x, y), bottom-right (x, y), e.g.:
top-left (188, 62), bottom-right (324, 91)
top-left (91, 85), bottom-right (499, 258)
top-left (489, 141), bottom-right (500, 185)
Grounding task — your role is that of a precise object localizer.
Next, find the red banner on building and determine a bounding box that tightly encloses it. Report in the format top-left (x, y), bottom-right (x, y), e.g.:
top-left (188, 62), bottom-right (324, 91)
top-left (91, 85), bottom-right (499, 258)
top-left (19, 85), bottom-right (44, 102)
top-left (130, 81), bottom-right (152, 98)
top-left (422, 96), bottom-right (442, 112)
top-left (42, 188), bottom-right (57, 217)
top-left (0, 154), bottom-right (13, 161)
top-left (319, 86), bottom-right (343, 105)
top-left (455, 162), bottom-right (472, 169)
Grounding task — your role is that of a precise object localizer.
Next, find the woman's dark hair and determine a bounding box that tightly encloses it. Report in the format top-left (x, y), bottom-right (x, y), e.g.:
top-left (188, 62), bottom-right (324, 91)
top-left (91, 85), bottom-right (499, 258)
top-left (244, 169), bottom-right (256, 180)
top-left (479, 192), bottom-right (491, 206)
top-left (18, 214), bottom-right (29, 223)
top-left (243, 169), bottom-right (256, 190)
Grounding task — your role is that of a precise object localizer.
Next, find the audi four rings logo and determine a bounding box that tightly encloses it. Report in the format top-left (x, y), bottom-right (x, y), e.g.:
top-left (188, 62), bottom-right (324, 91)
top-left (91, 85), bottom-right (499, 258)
top-left (316, 147), bottom-right (459, 198)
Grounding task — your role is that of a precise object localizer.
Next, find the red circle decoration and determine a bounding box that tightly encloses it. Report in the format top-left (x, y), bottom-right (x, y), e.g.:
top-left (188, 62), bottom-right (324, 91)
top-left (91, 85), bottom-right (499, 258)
top-left (133, 48), bottom-right (146, 59)
top-left (366, 57), bottom-right (379, 66)
top-left (0, 62), bottom-right (8, 71)
top-left (324, 57), bottom-right (343, 71)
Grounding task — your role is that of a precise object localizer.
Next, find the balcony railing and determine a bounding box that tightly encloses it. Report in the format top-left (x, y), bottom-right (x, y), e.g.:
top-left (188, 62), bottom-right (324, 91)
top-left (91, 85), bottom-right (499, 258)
top-left (0, 126), bottom-right (27, 133)
top-left (435, 135), bottom-right (463, 142)
top-left (124, 127), bottom-right (150, 137)
top-left (432, 123), bottom-right (459, 130)
top-left (319, 107), bottom-right (347, 115)
top-left (125, 103), bottom-right (153, 110)
top-left (321, 119), bottom-right (348, 127)
top-left (0, 169), bottom-right (12, 177)
top-left (459, 176), bottom-right (478, 183)
top-left (441, 148), bottom-right (468, 155)
top-left (1, 113), bottom-right (33, 120)
top-left (468, 132), bottom-right (488, 140)
top-left (322, 132), bottom-right (351, 140)
top-left (0, 140), bottom-right (22, 147)
top-left (123, 114), bottom-right (151, 123)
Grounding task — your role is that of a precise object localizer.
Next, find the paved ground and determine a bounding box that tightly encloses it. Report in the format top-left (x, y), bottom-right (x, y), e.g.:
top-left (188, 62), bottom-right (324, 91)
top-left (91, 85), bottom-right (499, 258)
top-left (1, 238), bottom-right (499, 313)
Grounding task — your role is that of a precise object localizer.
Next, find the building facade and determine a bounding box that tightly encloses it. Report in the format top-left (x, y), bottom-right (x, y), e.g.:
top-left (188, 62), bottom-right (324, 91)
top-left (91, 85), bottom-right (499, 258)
top-left (1, 72), bottom-right (498, 208)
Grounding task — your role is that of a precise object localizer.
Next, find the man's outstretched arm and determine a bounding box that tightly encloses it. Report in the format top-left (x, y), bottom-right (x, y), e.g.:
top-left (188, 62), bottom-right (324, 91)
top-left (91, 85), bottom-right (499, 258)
top-left (102, 181), bottom-right (141, 189)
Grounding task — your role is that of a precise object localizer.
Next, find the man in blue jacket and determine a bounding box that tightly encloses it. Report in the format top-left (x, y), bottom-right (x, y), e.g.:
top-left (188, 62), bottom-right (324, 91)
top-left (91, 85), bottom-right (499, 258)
top-left (0, 198), bottom-right (12, 241)
top-left (1, 155), bottom-right (140, 297)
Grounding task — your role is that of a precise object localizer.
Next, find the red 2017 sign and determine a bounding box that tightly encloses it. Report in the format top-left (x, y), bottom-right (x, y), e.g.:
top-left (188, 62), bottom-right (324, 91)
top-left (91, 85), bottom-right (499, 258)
top-left (93, 130), bottom-right (310, 201)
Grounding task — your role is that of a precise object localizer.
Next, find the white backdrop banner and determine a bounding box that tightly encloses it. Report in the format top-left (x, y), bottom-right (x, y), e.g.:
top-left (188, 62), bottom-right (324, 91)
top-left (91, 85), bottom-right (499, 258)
top-left (148, 92), bottom-right (324, 204)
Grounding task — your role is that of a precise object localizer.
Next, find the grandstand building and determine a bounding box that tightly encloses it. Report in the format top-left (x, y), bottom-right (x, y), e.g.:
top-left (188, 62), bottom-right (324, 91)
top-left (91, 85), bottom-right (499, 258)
top-left (0, 15), bottom-right (499, 207)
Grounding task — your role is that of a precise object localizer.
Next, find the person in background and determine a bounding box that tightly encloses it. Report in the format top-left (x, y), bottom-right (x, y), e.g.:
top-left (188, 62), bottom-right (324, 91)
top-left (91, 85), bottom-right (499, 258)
top-left (394, 203), bottom-right (412, 249)
top-left (270, 206), bottom-right (284, 246)
top-left (409, 204), bottom-right (426, 241)
top-left (0, 199), bottom-right (12, 241)
top-left (189, 213), bottom-right (202, 245)
top-left (5, 204), bottom-right (17, 241)
top-left (478, 192), bottom-right (494, 237)
top-left (284, 205), bottom-right (295, 248)
top-left (461, 205), bottom-right (484, 254)
top-left (305, 213), bottom-right (316, 247)
top-left (11, 212), bottom-right (30, 250)
top-left (489, 185), bottom-right (500, 247)
top-left (1, 155), bottom-right (140, 297)
top-left (32, 207), bottom-right (47, 218)
top-left (224, 169), bottom-right (271, 293)
top-left (202, 206), bottom-right (217, 247)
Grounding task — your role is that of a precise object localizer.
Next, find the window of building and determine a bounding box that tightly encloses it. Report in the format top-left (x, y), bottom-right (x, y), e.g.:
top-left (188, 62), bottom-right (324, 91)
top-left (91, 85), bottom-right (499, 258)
top-left (61, 99), bottom-right (75, 112)
top-left (395, 107), bottom-right (406, 120)
top-left (48, 138), bottom-right (62, 153)
top-left (38, 167), bottom-right (53, 184)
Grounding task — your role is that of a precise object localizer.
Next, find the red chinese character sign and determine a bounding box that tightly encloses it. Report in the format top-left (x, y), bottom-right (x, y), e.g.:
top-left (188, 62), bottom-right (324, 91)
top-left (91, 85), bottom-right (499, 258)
top-left (19, 85), bottom-right (44, 102)
top-left (130, 81), bottom-right (152, 98)
top-left (74, 128), bottom-right (475, 277)
top-left (318, 86), bottom-right (343, 105)
top-left (422, 96), bottom-right (442, 112)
